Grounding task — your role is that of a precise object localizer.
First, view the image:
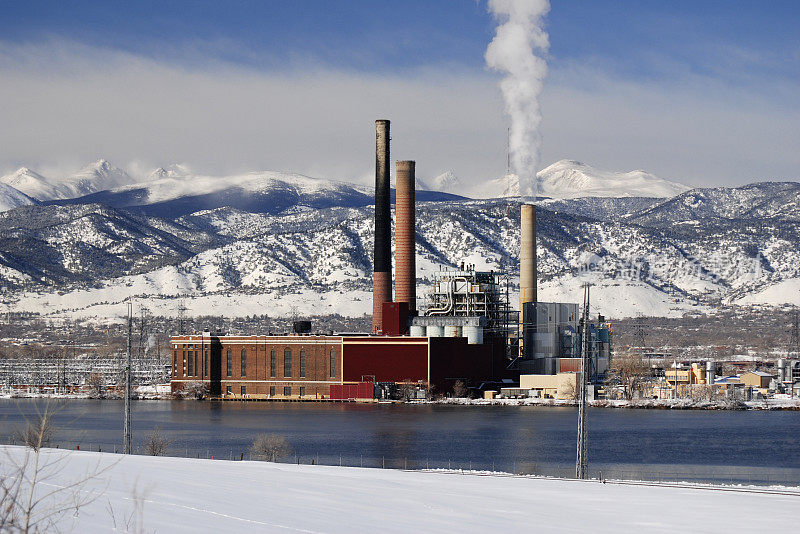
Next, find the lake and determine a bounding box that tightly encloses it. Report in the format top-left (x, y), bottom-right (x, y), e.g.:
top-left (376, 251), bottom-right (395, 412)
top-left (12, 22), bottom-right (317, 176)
top-left (1, 399), bottom-right (798, 485)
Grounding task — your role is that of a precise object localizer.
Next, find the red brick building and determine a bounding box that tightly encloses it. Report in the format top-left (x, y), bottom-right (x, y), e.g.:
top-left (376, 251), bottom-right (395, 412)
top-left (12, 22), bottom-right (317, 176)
top-left (170, 333), bottom-right (505, 399)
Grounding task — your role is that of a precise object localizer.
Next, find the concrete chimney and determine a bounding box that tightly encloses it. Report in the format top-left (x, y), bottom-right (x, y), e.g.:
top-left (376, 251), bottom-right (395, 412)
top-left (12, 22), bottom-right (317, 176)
top-left (395, 160), bottom-right (416, 313)
top-left (520, 203), bottom-right (537, 358)
top-left (520, 204), bottom-right (537, 306)
top-left (372, 119), bottom-right (392, 333)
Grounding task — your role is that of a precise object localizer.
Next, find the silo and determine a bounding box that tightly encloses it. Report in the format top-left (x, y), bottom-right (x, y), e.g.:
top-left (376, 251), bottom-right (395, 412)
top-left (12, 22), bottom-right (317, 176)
top-left (444, 325), bottom-right (462, 338)
top-left (463, 325), bottom-right (484, 345)
top-left (409, 325), bottom-right (426, 337)
top-left (426, 325), bottom-right (444, 337)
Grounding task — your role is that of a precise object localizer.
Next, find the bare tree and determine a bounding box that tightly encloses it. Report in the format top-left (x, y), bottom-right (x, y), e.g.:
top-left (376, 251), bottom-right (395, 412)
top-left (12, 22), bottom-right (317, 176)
top-left (249, 434), bottom-right (293, 462)
top-left (85, 373), bottom-right (104, 398)
top-left (1, 400), bottom-right (116, 532)
top-left (606, 351), bottom-right (650, 400)
top-left (143, 427), bottom-right (171, 456)
top-left (452, 380), bottom-right (469, 398)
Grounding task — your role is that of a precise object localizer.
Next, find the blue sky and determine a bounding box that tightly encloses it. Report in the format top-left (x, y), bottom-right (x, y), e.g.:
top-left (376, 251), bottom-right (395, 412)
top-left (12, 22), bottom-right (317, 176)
top-left (1, 0), bottom-right (798, 187)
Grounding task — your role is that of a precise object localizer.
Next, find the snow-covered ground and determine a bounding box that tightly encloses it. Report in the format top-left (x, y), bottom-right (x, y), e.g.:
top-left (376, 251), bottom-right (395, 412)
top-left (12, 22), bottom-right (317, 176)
top-left (2, 445), bottom-right (797, 533)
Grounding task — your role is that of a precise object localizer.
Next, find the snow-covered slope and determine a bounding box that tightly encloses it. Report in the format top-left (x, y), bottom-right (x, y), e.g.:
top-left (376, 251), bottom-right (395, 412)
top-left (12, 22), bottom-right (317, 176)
top-left (0, 167), bottom-right (62, 201)
top-left (0, 182), bottom-right (37, 212)
top-left (2, 446), bottom-right (795, 533)
top-left (0, 160), bottom-right (132, 201)
top-left (427, 170), bottom-right (463, 195)
top-left (4, 446), bottom-right (795, 533)
top-left (471, 160), bottom-right (691, 199)
top-left (57, 159), bottom-right (132, 198)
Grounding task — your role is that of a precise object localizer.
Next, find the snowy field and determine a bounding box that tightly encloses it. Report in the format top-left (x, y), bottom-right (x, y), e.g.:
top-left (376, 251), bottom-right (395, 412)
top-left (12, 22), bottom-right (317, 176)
top-left (2, 445), bottom-right (798, 533)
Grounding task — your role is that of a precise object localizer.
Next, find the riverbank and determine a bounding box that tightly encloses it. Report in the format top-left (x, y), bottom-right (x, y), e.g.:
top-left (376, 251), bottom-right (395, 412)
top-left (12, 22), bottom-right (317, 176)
top-left (1, 445), bottom-right (797, 533)
top-left (430, 396), bottom-right (800, 410)
top-left (5, 388), bottom-right (800, 410)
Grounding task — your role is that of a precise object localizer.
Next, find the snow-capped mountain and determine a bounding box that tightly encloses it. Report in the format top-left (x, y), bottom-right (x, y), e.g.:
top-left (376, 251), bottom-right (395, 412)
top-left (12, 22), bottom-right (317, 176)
top-left (427, 170), bottom-right (462, 195)
top-left (0, 167), bottom-right (63, 201)
top-left (0, 182), bottom-right (38, 212)
top-left (0, 179), bottom-right (799, 321)
top-left (470, 160), bottom-right (691, 199)
top-left (0, 160), bottom-right (132, 201)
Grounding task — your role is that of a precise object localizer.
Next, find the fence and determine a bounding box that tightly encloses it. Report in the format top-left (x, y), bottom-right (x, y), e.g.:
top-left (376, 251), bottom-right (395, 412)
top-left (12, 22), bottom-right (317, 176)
top-left (1, 436), bottom-right (797, 489)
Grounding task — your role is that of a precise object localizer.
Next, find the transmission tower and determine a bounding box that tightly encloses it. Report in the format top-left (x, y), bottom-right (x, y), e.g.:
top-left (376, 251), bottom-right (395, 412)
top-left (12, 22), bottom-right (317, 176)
top-left (123, 300), bottom-right (133, 455)
top-left (790, 307), bottom-right (800, 354)
top-left (576, 282), bottom-right (591, 480)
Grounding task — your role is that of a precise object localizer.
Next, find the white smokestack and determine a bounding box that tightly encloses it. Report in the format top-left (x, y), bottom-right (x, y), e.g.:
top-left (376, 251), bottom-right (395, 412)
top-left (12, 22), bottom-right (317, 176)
top-left (485, 0), bottom-right (550, 203)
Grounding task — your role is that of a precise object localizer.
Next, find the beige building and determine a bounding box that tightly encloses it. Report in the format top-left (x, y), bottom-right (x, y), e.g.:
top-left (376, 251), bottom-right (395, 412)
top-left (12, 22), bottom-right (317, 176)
top-left (519, 373), bottom-right (579, 400)
top-left (740, 371), bottom-right (774, 389)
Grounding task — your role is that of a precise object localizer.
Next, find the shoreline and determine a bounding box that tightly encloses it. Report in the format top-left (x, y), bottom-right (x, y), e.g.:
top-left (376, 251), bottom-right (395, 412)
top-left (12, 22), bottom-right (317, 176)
top-left (3, 392), bottom-right (800, 410)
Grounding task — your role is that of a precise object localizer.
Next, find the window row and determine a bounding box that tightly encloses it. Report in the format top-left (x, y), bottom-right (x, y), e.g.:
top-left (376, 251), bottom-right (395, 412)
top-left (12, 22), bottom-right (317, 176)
top-left (226, 385), bottom-right (309, 397)
top-left (173, 350), bottom-right (209, 377)
top-left (225, 348), bottom-right (337, 379)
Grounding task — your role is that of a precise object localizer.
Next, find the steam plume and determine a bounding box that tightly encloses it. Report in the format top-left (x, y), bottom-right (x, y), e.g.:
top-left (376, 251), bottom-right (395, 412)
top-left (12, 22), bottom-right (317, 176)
top-left (485, 0), bottom-right (550, 203)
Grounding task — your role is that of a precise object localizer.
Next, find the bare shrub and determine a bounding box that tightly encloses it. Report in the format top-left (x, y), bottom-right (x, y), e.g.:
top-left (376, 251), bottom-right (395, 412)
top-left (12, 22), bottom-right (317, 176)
top-left (452, 380), bottom-right (469, 398)
top-left (143, 427), bottom-right (171, 456)
top-left (85, 373), bottom-right (104, 398)
top-left (13, 411), bottom-right (55, 452)
top-left (249, 434), bottom-right (293, 462)
top-left (182, 381), bottom-right (208, 400)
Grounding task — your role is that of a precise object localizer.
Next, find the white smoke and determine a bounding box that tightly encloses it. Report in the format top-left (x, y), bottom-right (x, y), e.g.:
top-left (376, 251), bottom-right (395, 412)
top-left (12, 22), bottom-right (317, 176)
top-left (485, 0), bottom-right (550, 203)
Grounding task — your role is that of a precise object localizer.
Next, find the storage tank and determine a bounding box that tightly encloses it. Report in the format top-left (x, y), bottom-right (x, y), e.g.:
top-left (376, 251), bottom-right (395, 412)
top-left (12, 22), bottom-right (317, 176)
top-left (463, 325), bottom-right (483, 345)
top-left (409, 325), bottom-right (426, 337)
top-left (777, 358), bottom-right (786, 382)
top-left (426, 325), bottom-right (444, 337)
top-left (444, 325), bottom-right (462, 338)
top-left (706, 361), bottom-right (715, 386)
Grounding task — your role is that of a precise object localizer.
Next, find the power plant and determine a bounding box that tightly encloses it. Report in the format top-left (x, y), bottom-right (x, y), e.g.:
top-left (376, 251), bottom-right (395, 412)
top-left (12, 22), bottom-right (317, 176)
top-left (170, 119), bottom-right (612, 400)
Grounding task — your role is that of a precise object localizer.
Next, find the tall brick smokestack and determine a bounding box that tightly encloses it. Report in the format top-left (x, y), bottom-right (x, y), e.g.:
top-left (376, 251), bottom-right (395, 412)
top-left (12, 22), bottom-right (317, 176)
top-left (395, 160), bottom-right (416, 312)
top-left (372, 119), bottom-right (392, 333)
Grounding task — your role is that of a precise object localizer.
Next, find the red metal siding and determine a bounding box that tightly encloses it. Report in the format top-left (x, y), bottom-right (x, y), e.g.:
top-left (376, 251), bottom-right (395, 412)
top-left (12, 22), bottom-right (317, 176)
top-left (381, 302), bottom-right (409, 336)
top-left (342, 341), bottom-right (428, 383)
top-left (559, 358), bottom-right (581, 373)
top-left (330, 382), bottom-right (374, 400)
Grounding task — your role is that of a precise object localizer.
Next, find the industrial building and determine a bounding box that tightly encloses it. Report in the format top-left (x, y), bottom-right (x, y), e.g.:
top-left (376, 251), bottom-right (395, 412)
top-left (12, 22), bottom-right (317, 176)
top-left (170, 118), bottom-right (610, 400)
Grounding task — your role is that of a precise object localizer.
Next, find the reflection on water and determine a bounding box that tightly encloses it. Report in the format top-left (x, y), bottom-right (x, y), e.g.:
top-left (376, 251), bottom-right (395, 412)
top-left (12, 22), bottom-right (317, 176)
top-left (0, 399), bottom-right (798, 483)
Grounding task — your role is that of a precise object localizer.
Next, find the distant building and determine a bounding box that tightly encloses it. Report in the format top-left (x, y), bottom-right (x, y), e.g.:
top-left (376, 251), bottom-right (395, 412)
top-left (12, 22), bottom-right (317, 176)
top-left (740, 371), bottom-right (774, 389)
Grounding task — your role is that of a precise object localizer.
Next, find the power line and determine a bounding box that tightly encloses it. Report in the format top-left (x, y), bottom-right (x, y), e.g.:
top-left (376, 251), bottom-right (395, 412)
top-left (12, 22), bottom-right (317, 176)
top-left (576, 282), bottom-right (591, 480)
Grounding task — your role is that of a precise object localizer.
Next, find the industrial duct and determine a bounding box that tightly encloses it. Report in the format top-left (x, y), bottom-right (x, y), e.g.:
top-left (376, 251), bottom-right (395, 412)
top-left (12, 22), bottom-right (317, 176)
top-left (395, 160), bottom-right (416, 313)
top-left (372, 119), bottom-right (392, 333)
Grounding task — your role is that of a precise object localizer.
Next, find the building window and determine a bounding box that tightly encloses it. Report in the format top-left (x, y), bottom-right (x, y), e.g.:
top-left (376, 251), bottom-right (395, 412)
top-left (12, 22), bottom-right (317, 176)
top-left (283, 386), bottom-right (291, 396)
top-left (173, 351), bottom-right (177, 376)
top-left (241, 386), bottom-right (246, 396)
top-left (226, 349), bottom-right (232, 377)
top-left (299, 386), bottom-right (306, 397)
top-left (284, 348), bottom-right (292, 377)
top-left (300, 349), bottom-right (306, 378)
top-left (226, 385), bottom-right (232, 396)
top-left (270, 350), bottom-right (276, 378)
top-left (241, 348), bottom-right (247, 378)
top-left (194, 351), bottom-right (198, 377)
top-left (182, 351), bottom-right (186, 376)
top-left (204, 350), bottom-right (209, 376)
top-left (269, 386), bottom-right (276, 396)
top-left (330, 348), bottom-right (336, 378)
top-left (187, 350), bottom-right (194, 376)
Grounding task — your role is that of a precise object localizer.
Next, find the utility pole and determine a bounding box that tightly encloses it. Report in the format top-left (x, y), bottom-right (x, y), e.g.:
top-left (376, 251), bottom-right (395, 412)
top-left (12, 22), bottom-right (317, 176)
top-left (576, 283), bottom-right (591, 479)
top-left (123, 300), bottom-right (132, 454)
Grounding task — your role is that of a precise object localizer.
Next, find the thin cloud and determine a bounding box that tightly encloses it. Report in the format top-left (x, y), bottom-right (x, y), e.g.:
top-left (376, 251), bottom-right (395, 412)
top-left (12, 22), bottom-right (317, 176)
top-left (1, 40), bottom-right (798, 188)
